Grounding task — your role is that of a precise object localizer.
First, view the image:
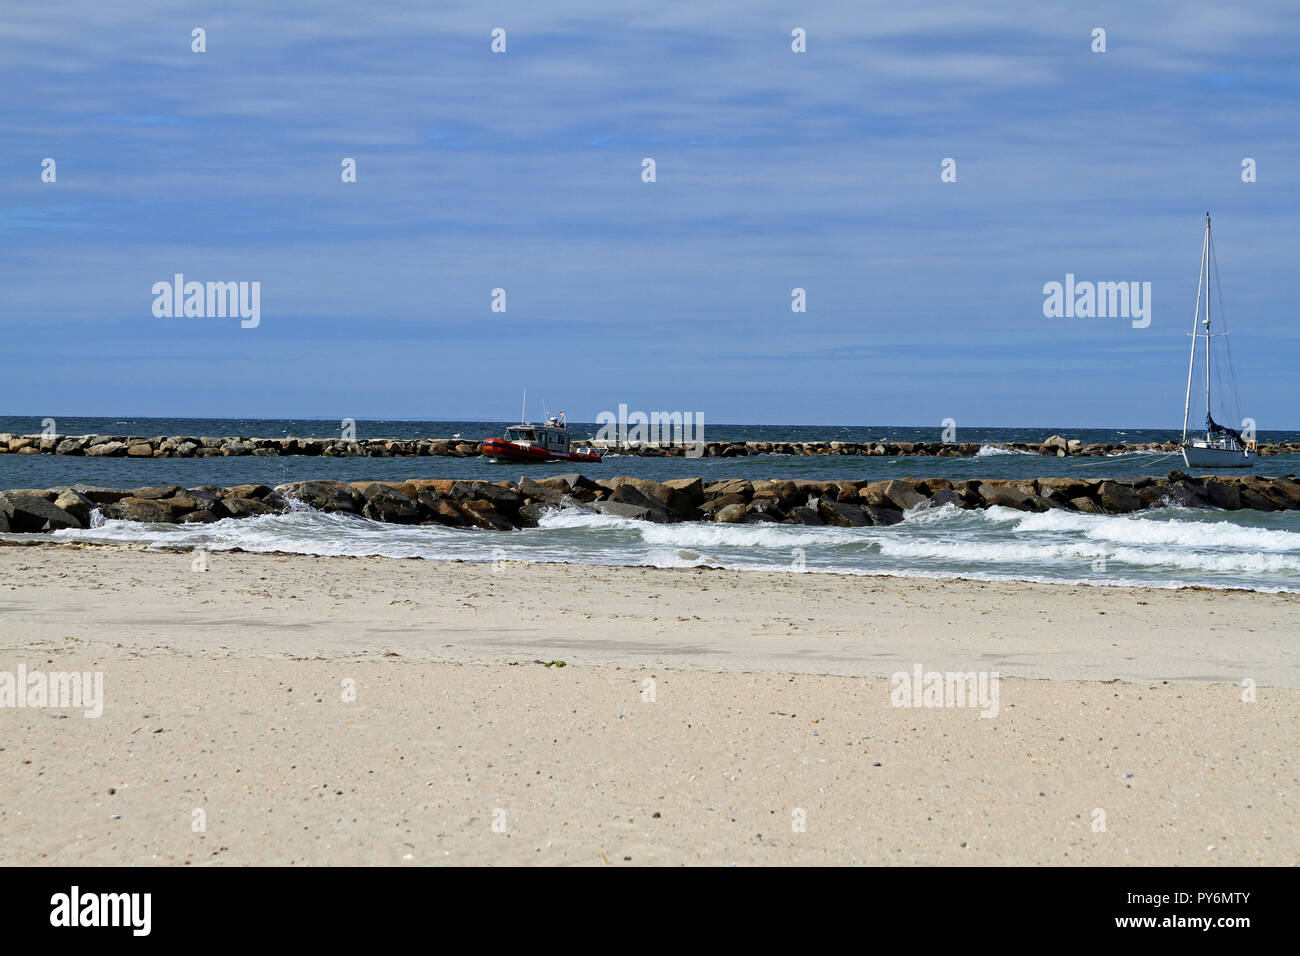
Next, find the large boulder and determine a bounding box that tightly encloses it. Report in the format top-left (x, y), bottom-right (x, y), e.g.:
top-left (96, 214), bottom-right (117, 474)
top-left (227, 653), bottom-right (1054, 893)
top-left (752, 480), bottom-right (803, 510)
top-left (180, 490), bottom-right (228, 519)
top-left (698, 493), bottom-right (748, 518)
top-left (746, 497), bottom-right (785, 520)
top-left (783, 506), bottom-right (823, 525)
top-left (1258, 477), bottom-right (1300, 509)
top-left (598, 477), bottom-right (695, 518)
top-left (926, 488), bottom-right (968, 510)
top-left (223, 483), bottom-right (274, 500)
top-left (222, 497), bottom-right (278, 518)
top-left (608, 484), bottom-right (677, 523)
top-left (594, 500), bottom-right (652, 522)
top-left (702, 478), bottom-right (753, 501)
top-left (977, 482), bottom-right (1041, 511)
top-left (1234, 481), bottom-right (1278, 512)
top-left (457, 499), bottom-right (515, 531)
top-left (516, 501), bottom-right (553, 526)
top-left (535, 473), bottom-right (602, 502)
top-left (816, 498), bottom-right (869, 527)
top-left (400, 479), bottom-right (458, 498)
top-left (517, 477), bottom-right (566, 505)
top-left (1160, 481), bottom-right (1207, 509)
top-left (5, 488), bottom-right (55, 501)
top-left (661, 477), bottom-right (706, 514)
top-left (1036, 477), bottom-right (1091, 503)
top-left (180, 510), bottom-right (222, 523)
top-left (69, 483), bottom-right (133, 504)
top-left (52, 489), bottom-right (95, 524)
top-left (792, 480), bottom-right (838, 503)
top-left (1200, 479), bottom-right (1240, 511)
top-left (356, 483), bottom-right (421, 524)
top-left (862, 479), bottom-right (926, 511)
top-left (450, 481), bottom-right (523, 518)
top-left (84, 441), bottom-right (127, 457)
top-left (274, 480), bottom-right (361, 513)
top-left (129, 485), bottom-right (183, 500)
top-left (713, 503), bottom-right (749, 523)
top-left (103, 497), bottom-right (181, 523)
top-left (833, 483), bottom-right (861, 503)
top-left (863, 504), bottom-right (905, 526)
top-left (1095, 481), bottom-right (1144, 513)
top-left (917, 478), bottom-right (953, 494)
top-left (418, 494), bottom-right (466, 527)
top-left (0, 492), bottom-right (82, 531)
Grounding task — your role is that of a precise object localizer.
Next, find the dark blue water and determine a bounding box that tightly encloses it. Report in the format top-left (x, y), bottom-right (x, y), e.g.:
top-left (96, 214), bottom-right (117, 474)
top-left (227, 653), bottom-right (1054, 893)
top-left (6, 416), bottom-right (1297, 445)
top-left (3, 417), bottom-right (1299, 488)
top-left (7, 417), bottom-right (1300, 595)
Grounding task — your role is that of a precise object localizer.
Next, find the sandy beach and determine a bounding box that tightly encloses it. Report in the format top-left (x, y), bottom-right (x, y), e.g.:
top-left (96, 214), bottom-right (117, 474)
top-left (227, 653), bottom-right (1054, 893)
top-left (0, 541), bottom-right (1295, 866)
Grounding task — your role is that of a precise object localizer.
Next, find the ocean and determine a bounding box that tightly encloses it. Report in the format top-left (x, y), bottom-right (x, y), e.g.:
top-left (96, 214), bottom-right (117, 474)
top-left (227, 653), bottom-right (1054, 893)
top-left (5, 417), bottom-right (1300, 594)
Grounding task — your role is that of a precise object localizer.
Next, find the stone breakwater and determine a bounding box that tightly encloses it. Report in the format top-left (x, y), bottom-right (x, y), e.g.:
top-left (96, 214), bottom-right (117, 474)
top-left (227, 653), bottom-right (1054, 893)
top-left (4, 432), bottom-right (1298, 459)
top-left (3, 471), bottom-right (1300, 534)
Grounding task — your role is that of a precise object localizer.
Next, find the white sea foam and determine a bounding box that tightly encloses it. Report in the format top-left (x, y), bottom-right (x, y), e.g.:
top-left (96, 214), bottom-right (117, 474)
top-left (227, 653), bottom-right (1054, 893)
top-left (41, 497), bottom-right (1300, 592)
top-left (536, 508), bottom-right (632, 531)
top-left (636, 521), bottom-right (860, 550)
top-left (1103, 545), bottom-right (1300, 574)
top-left (878, 536), bottom-right (1105, 565)
top-left (878, 534), bottom-right (1300, 575)
top-left (1011, 508), bottom-right (1300, 551)
top-left (54, 511), bottom-right (472, 561)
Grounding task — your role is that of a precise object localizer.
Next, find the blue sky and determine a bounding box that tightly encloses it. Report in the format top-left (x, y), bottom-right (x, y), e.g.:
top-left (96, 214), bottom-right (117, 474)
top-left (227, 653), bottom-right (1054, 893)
top-left (2, 0), bottom-right (1298, 427)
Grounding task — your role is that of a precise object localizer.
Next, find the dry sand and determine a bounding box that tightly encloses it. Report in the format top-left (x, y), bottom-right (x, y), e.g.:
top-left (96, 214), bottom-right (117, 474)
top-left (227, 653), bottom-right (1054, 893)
top-left (0, 541), bottom-right (1296, 865)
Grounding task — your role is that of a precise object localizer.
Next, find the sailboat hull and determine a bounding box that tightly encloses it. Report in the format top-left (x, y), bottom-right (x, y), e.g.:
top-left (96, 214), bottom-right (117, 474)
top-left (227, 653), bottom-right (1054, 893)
top-left (1181, 444), bottom-right (1256, 468)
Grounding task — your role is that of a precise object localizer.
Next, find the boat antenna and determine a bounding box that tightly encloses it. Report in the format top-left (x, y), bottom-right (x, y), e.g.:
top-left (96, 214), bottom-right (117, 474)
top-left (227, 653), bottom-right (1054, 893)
top-left (520, 388), bottom-right (527, 425)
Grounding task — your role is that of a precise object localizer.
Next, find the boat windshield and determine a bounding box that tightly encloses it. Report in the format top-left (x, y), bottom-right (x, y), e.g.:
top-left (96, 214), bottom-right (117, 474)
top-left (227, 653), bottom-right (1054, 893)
top-left (507, 426), bottom-right (536, 442)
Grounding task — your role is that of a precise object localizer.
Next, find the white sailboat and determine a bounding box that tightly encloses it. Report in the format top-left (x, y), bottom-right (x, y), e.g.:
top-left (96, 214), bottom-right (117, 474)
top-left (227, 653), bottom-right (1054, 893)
top-left (1180, 213), bottom-right (1257, 469)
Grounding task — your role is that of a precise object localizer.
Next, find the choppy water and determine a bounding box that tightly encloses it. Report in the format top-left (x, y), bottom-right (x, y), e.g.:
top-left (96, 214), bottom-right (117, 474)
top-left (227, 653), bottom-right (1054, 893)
top-left (4, 417), bottom-right (1300, 488)
top-left (46, 500), bottom-right (1300, 595)
top-left (8, 417), bottom-right (1300, 594)
top-left (18, 416), bottom-right (1291, 445)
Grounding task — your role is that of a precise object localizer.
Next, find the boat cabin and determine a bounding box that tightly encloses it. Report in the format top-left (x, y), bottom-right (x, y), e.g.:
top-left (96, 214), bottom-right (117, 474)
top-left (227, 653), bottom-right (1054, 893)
top-left (506, 419), bottom-right (570, 454)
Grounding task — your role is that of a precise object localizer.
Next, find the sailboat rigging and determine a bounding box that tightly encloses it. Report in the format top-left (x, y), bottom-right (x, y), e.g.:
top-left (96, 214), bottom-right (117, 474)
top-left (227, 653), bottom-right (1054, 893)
top-left (1179, 213), bottom-right (1257, 469)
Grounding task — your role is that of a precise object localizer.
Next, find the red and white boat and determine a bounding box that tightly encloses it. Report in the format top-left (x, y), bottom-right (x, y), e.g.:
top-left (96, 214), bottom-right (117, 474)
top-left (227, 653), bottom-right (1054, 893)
top-left (481, 414), bottom-right (603, 464)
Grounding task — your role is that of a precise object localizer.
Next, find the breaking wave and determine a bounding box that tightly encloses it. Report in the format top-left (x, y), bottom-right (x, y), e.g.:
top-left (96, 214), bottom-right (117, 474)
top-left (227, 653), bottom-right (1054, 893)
top-left (43, 496), bottom-right (1300, 593)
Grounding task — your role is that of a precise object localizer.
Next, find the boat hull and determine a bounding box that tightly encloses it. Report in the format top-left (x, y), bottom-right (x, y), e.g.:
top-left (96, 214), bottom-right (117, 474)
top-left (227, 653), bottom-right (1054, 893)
top-left (1181, 445), bottom-right (1256, 468)
top-left (480, 438), bottom-right (602, 464)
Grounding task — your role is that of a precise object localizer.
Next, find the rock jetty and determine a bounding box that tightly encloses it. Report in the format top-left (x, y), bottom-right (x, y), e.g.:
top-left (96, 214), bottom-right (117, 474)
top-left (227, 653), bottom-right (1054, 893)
top-left (4, 472), bottom-right (1299, 534)
top-left (3, 432), bottom-right (1297, 459)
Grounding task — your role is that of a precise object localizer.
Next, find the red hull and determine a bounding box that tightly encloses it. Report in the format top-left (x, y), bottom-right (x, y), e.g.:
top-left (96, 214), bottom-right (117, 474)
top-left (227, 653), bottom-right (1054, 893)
top-left (481, 438), bottom-right (602, 464)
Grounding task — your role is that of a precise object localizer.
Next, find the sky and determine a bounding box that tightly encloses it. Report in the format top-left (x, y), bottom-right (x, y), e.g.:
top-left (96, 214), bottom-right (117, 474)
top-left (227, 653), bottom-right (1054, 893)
top-left (2, 0), bottom-right (1298, 428)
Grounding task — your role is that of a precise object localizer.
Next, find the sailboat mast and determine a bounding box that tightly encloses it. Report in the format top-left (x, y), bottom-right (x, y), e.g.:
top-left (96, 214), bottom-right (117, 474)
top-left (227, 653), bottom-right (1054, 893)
top-left (1181, 214), bottom-right (1209, 443)
top-left (1204, 213), bottom-right (1212, 433)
